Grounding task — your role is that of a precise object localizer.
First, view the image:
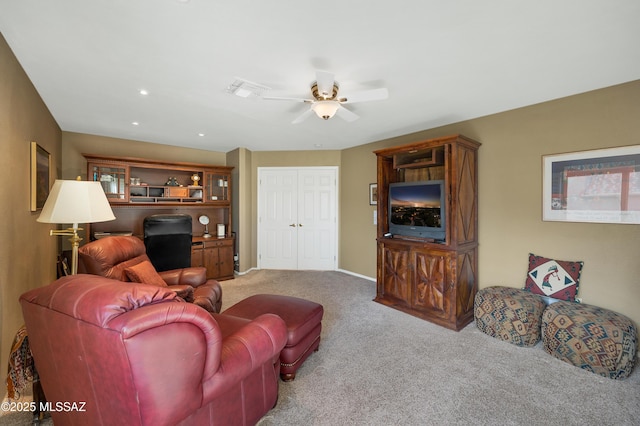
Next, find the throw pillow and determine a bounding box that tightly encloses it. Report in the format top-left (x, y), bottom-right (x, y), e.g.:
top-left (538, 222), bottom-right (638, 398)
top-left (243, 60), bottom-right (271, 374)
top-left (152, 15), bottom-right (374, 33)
top-left (124, 261), bottom-right (167, 287)
top-left (524, 253), bottom-right (583, 302)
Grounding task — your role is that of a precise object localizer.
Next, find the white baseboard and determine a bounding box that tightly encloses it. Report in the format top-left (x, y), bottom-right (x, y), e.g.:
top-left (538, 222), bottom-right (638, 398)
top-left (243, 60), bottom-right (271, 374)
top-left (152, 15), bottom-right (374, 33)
top-left (234, 267), bottom-right (259, 276)
top-left (336, 268), bottom-right (376, 282)
top-left (234, 267), bottom-right (375, 282)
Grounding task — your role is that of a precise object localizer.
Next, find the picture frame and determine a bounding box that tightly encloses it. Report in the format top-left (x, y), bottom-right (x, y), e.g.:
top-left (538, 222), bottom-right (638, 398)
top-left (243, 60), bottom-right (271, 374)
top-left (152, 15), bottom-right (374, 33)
top-left (542, 145), bottom-right (640, 224)
top-left (30, 141), bottom-right (51, 211)
top-left (369, 183), bottom-right (378, 205)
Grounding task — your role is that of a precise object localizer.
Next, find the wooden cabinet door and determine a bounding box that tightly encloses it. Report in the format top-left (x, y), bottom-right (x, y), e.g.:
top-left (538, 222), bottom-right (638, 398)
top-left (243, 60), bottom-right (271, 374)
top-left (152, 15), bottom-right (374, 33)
top-left (217, 244), bottom-right (234, 279)
top-left (411, 249), bottom-right (451, 319)
top-left (191, 247), bottom-right (204, 268)
top-left (88, 162), bottom-right (129, 203)
top-left (202, 246), bottom-right (220, 278)
top-left (193, 239), bottom-right (235, 280)
top-left (379, 243), bottom-right (410, 304)
top-left (453, 248), bottom-right (478, 323)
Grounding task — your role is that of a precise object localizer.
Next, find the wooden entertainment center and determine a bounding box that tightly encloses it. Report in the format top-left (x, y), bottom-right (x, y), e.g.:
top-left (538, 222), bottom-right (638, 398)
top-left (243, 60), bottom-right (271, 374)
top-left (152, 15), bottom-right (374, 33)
top-left (84, 154), bottom-right (234, 280)
top-left (374, 135), bottom-right (480, 331)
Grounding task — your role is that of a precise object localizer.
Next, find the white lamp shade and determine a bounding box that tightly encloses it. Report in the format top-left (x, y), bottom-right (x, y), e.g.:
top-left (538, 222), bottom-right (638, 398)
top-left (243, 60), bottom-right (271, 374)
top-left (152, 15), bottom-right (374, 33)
top-left (37, 179), bottom-right (115, 225)
top-left (312, 101), bottom-right (339, 120)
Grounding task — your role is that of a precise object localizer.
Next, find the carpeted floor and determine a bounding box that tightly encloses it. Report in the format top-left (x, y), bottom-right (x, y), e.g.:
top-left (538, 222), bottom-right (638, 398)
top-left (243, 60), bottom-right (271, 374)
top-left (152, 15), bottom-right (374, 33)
top-left (222, 270), bottom-right (640, 426)
top-left (2, 269), bottom-right (639, 425)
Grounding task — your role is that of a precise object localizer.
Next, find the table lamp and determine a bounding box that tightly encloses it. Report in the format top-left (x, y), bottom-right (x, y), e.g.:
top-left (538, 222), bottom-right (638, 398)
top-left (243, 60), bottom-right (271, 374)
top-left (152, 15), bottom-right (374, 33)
top-left (37, 177), bottom-right (115, 274)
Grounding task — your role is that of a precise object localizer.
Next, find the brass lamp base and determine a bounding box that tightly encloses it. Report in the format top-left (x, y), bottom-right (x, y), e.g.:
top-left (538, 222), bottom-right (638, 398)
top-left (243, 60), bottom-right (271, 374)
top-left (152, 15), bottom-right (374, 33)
top-left (50, 227), bottom-right (82, 275)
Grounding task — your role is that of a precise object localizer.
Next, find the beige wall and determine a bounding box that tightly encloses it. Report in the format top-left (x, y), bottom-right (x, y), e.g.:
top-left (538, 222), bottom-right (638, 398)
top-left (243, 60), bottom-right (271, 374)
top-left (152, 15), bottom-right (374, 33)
top-left (0, 35), bottom-right (62, 372)
top-left (227, 147), bottom-right (252, 272)
top-left (340, 80), bottom-right (640, 329)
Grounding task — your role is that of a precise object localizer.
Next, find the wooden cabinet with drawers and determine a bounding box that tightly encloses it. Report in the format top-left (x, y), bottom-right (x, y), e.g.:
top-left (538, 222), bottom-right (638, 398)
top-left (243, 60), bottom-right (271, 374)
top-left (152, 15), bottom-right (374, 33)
top-left (191, 237), bottom-right (234, 281)
top-left (374, 134), bottom-right (480, 331)
top-left (84, 154), bottom-right (235, 281)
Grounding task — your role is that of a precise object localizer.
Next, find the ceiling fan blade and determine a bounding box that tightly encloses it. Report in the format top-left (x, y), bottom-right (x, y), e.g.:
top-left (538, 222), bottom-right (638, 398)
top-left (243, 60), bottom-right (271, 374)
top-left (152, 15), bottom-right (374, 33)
top-left (339, 87), bottom-right (389, 104)
top-left (262, 96), bottom-right (313, 103)
top-left (292, 108), bottom-right (315, 124)
top-left (335, 105), bottom-right (359, 122)
top-left (315, 71), bottom-right (336, 98)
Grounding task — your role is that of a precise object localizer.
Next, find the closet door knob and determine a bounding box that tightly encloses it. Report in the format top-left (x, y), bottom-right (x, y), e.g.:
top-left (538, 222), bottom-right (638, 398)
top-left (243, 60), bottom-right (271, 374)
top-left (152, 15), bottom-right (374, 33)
top-left (289, 223), bottom-right (297, 227)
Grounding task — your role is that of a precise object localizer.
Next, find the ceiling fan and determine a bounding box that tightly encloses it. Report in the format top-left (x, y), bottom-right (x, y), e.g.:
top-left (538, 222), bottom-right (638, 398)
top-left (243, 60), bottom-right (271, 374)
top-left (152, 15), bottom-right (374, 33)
top-left (263, 71), bottom-right (389, 124)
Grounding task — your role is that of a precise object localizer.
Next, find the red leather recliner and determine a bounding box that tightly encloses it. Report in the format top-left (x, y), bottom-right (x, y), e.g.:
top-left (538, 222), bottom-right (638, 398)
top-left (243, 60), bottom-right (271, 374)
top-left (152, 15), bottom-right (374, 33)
top-left (20, 274), bottom-right (287, 426)
top-left (78, 236), bottom-right (223, 313)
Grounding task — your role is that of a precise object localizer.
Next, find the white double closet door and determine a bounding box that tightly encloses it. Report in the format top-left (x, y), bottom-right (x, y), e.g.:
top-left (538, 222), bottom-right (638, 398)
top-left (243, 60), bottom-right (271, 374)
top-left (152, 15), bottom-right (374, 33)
top-left (258, 167), bottom-right (338, 270)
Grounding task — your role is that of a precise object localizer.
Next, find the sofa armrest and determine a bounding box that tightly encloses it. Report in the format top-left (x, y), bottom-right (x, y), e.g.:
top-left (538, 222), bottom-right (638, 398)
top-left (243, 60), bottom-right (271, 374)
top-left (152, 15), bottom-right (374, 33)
top-left (203, 313), bottom-right (287, 399)
top-left (160, 267), bottom-right (207, 287)
top-left (167, 284), bottom-right (194, 302)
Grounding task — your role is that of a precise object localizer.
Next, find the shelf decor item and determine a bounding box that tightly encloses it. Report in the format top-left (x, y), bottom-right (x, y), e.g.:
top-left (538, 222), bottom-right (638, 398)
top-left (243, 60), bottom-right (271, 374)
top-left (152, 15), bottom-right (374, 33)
top-left (199, 215), bottom-right (211, 238)
top-left (542, 145), bottom-right (640, 224)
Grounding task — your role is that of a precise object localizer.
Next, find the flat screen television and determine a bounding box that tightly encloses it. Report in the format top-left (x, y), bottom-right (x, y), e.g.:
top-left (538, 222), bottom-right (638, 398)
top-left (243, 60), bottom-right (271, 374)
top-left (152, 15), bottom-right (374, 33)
top-left (388, 180), bottom-right (446, 241)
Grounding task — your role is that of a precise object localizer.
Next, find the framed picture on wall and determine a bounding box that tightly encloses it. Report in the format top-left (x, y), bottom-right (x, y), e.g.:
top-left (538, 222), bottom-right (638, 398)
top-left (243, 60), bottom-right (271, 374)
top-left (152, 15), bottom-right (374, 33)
top-left (369, 183), bottom-right (378, 205)
top-left (31, 141), bottom-right (50, 211)
top-left (542, 145), bottom-right (640, 224)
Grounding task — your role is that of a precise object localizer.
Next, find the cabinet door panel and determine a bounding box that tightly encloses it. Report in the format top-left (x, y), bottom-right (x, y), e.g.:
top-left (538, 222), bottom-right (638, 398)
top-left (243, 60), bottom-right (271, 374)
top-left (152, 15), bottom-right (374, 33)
top-left (412, 250), bottom-right (450, 317)
top-left (218, 245), bottom-right (234, 279)
top-left (454, 144), bottom-right (478, 244)
top-left (89, 163), bottom-right (129, 202)
top-left (191, 247), bottom-right (204, 268)
top-left (455, 249), bottom-right (477, 317)
top-left (381, 245), bottom-right (410, 302)
top-left (203, 247), bottom-right (220, 278)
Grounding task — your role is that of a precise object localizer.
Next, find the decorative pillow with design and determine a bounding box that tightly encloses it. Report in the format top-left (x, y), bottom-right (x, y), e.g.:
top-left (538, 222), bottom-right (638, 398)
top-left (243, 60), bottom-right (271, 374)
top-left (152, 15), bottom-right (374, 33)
top-left (524, 253), bottom-right (583, 302)
top-left (124, 261), bottom-right (167, 287)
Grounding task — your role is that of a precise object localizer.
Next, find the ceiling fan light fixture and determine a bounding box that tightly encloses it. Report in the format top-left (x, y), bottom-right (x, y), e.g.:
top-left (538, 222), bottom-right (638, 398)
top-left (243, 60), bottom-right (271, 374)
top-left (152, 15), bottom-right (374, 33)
top-left (312, 101), bottom-right (339, 120)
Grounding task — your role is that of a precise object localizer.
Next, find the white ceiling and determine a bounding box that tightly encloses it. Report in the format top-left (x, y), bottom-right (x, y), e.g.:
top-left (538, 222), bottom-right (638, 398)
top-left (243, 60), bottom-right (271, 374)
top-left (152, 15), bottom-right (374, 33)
top-left (1, 1), bottom-right (639, 152)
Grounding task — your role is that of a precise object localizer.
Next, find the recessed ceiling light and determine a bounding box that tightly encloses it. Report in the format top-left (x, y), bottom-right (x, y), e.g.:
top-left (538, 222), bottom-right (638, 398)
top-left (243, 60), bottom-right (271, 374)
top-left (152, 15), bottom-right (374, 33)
top-left (139, 89), bottom-right (149, 96)
top-left (132, 121), bottom-right (139, 126)
top-left (198, 133), bottom-right (205, 137)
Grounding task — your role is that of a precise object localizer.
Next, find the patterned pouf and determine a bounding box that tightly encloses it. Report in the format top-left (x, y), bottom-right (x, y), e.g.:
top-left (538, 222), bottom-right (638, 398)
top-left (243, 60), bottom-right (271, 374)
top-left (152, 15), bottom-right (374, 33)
top-left (542, 301), bottom-right (637, 379)
top-left (474, 286), bottom-right (547, 347)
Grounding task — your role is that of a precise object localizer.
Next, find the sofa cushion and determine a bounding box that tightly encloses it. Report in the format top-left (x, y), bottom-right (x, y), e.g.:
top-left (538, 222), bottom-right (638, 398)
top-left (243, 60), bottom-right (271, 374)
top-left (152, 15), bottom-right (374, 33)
top-left (125, 260), bottom-right (168, 287)
top-left (524, 253), bottom-right (583, 302)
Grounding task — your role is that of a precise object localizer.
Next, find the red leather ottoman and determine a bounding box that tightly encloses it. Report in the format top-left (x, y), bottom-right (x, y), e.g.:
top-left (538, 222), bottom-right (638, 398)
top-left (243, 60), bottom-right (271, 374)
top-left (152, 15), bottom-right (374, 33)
top-left (223, 294), bottom-right (323, 381)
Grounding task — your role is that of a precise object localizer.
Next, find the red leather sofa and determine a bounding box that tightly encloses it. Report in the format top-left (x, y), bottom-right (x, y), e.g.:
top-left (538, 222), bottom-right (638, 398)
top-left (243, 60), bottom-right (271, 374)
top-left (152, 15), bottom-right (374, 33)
top-left (78, 236), bottom-right (223, 313)
top-left (20, 274), bottom-right (287, 426)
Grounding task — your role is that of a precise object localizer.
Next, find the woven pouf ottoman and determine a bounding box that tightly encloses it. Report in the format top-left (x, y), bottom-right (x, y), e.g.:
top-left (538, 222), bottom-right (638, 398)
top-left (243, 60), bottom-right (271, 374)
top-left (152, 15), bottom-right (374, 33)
top-left (542, 301), bottom-right (637, 379)
top-left (474, 286), bottom-right (547, 347)
top-left (223, 294), bottom-right (324, 381)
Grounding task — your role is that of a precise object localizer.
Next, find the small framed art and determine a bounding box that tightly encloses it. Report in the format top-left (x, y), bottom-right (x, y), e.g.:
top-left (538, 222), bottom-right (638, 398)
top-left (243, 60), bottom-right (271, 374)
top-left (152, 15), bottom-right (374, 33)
top-left (31, 141), bottom-right (50, 211)
top-left (369, 183), bottom-right (378, 205)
